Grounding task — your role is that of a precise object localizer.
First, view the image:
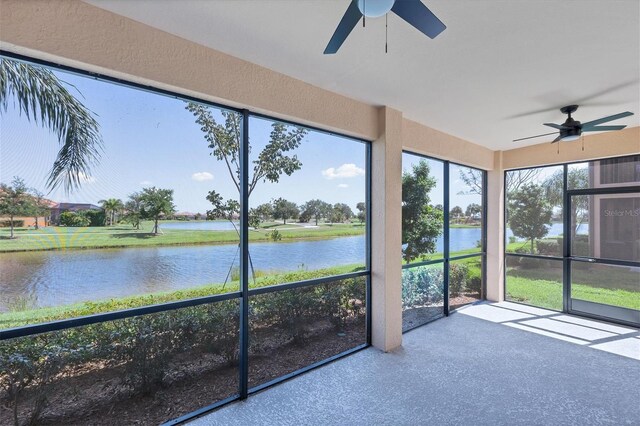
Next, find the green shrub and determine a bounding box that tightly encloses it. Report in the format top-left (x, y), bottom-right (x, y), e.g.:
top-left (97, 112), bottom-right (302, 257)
top-left (449, 263), bottom-right (469, 297)
top-left (402, 266), bottom-right (444, 309)
top-left (79, 209), bottom-right (106, 227)
top-left (0, 220), bottom-right (24, 228)
top-left (0, 266), bottom-right (368, 424)
top-left (536, 240), bottom-right (560, 256)
top-left (59, 211), bottom-right (90, 227)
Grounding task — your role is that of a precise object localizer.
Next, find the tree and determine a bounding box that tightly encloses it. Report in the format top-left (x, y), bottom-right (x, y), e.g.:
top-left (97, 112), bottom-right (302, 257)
top-left (123, 192), bottom-right (143, 230)
top-left (508, 184), bottom-right (552, 252)
top-left (0, 58), bottom-right (103, 191)
top-left (300, 199), bottom-right (332, 225)
top-left (543, 168), bottom-right (589, 242)
top-left (356, 202), bottom-right (366, 224)
top-left (99, 198), bottom-right (124, 226)
top-left (271, 198), bottom-right (299, 225)
top-left (187, 105), bottom-right (308, 283)
top-left (402, 161), bottom-right (443, 263)
top-left (205, 191), bottom-right (240, 233)
top-left (450, 206), bottom-right (463, 224)
top-left (139, 187), bottom-right (175, 234)
top-left (459, 167), bottom-right (541, 196)
top-left (465, 203), bottom-right (482, 219)
top-left (506, 169), bottom-right (542, 194)
top-left (0, 177), bottom-right (31, 238)
top-left (186, 106), bottom-right (307, 197)
top-left (28, 189), bottom-right (50, 230)
top-left (254, 203), bottom-right (274, 224)
top-left (331, 203), bottom-right (354, 224)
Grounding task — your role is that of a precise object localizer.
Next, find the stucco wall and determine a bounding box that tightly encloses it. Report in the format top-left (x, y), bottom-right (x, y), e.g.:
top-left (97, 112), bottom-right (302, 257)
top-left (502, 127), bottom-right (639, 170)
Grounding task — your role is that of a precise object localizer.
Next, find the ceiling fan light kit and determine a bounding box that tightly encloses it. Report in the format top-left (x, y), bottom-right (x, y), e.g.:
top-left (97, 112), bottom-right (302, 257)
top-left (513, 105), bottom-right (634, 145)
top-left (324, 0), bottom-right (446, 54)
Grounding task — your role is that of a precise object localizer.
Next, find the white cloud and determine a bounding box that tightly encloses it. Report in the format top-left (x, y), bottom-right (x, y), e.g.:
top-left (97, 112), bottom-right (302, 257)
top-left (191, 172), bottom-right (214, 182)
top-left (321, 163), bottom-right (365, 180)
top-left (337, 184), bottom-right (349, 188)
top-left (77, 172), bottom-right (95, 184)
top-left (140, 180), bottom-right (153, 186)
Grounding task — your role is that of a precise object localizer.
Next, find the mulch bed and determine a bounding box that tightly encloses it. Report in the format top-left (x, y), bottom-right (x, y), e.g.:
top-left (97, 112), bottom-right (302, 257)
top-left (1, 321), bottom-right (365, 426)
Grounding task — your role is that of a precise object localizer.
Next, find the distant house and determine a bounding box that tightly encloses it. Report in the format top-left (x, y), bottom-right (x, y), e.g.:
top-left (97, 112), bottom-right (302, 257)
top-left (0, 195), bottom-right (56, 228)
top-left (50, 203), bottom-right (102, 225)
top-left (173, 211), bottom-right (197, 220)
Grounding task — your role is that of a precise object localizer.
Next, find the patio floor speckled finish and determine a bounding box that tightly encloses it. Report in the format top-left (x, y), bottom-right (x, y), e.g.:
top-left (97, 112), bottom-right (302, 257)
top-left (189, 302), bottom-right (640, 426)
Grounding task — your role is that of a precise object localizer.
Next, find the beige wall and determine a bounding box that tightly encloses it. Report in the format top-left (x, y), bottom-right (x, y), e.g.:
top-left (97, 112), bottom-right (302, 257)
top-left (502, 127), bottom-right (639, 170)
top-left (402, 118), bottom-right (494, 170)
top-left (371, 107), bottom-right (403, 351)
top-left (485, 152), bottom-right (505, 302)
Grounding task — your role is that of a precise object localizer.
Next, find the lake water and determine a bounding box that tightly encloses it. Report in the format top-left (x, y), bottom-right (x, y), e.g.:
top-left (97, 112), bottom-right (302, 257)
top-left (0, 223), bottom-right (578, 312)
top-left (161, 221), bottom-right (239, 231)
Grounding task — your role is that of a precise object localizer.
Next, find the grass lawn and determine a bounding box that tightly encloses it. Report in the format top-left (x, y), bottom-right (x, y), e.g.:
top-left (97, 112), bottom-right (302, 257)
top-left (506, 267), bottom-right (639, 311)
top-left (0, 221), bottom-right (365, 252)
top-left (0, 263), bottom-right (364, 329)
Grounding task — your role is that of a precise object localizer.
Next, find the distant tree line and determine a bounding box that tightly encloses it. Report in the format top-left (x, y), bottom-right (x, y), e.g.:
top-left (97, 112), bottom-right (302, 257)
top-left (0, 177), bottom-right (53, 238)
top-left (247, 198), bottom-right (364, 228)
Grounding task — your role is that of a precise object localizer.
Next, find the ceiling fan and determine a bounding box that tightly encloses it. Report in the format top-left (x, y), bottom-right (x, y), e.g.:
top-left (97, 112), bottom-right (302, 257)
top-left (324, 0), bottom-right (446, 54)
top-left (513, 105), bottom-right (634, 143)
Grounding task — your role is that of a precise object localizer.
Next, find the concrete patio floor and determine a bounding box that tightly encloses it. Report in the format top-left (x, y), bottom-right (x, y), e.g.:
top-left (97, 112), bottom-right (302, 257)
top-left (190, 302), bottom-right (640, 425)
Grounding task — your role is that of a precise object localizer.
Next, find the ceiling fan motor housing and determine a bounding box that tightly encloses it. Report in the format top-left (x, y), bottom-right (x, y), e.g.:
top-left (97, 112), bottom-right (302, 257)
top-left (560, 125), bottom-right (582, 140)
top-left (562, 117), bottom-right (582, 139)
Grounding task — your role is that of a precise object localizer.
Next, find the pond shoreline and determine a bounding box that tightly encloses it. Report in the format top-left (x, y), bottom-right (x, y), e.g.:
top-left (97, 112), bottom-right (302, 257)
top-left (0, 224), bottom-right (366, 254)
top-left (0, 232), bottom-right (360, 254)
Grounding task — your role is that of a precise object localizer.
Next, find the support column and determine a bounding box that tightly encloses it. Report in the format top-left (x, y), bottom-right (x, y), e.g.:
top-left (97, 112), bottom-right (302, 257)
top-left (486, 151), bottom-right (505, 302)
top-left (371, 107), bottom-right (403, 351)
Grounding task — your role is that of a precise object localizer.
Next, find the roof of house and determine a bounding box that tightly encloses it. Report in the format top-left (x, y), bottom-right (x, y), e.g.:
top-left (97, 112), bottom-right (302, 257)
top-left (52, 203), bottom-right (101, 210)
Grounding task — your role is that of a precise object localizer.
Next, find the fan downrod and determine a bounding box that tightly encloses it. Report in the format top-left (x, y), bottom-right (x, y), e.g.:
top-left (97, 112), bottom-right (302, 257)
top-left (560, 105), bottom-right (579, 117)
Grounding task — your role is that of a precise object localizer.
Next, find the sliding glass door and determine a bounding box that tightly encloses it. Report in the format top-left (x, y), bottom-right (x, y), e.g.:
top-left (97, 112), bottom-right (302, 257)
top-left (505, 154), bottom-right (639, 327)
top-left (568, 189), bottom-right (640, 325)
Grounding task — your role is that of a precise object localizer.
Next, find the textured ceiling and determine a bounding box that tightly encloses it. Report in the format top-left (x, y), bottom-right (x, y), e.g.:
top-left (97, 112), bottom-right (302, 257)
top-left (87, 0), bottom-right (640, 150)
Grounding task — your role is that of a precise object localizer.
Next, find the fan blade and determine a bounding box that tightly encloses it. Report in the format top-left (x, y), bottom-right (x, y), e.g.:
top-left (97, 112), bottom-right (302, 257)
top-left (512, 131), bottom-right (559, 142)
top-left (580, 111), bottom-right (634, 128)
top-left (392, 0), bottom-right (446, 39)
top-left (582, 125), bottom-right (627, 132)
top-left (551, 136), bottom-right (562, 143)
top-left (543, 123), bottom-right (569, 130)
top-left (324, 1), bottom-right (362, 54)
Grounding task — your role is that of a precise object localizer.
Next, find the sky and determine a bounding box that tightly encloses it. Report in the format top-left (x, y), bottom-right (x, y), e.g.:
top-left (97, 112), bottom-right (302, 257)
top-left (0, 59), bottom-right (367, 213)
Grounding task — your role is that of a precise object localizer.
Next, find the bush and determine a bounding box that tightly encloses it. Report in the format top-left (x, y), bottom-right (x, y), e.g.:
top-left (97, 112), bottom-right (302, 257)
top-left (449, 263), bottom-right (470, 297)
top-left (573, 241), bottom-right (590, 257)
top-left (402, 266), bottom-right (444, 309)
top-left (0, 220), bottom-right (24, 228)
top-left (79, 209), bottom-right (106, 227)
top-left (536, 240), bottom-right (560, 256)
top-left (0, 268), bottom-right (368, 424)
top-left (59, 212), bottom-right (90, 227)
top-left (513, 246), bottom-right (529, 254)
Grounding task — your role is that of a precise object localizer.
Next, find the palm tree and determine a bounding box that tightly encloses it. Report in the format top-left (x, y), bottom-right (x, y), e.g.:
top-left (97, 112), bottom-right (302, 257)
top-left (99, 198), bottom-right (124, 226)
top-left (0, 58), bottom-right (103, 192)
